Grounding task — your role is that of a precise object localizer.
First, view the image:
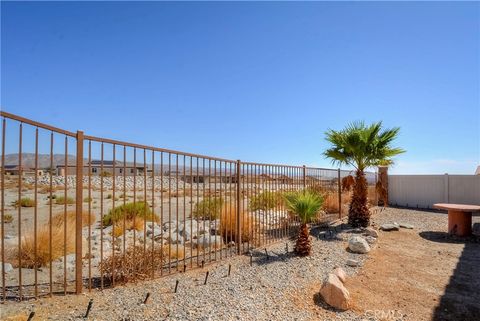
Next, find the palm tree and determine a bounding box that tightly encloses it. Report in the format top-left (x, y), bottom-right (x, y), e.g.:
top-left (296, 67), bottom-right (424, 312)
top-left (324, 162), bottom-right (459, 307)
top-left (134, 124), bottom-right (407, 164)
top-left (285, 191), bottom-right (324, 256)
top-left (324, 121), bottom-right (404, 227)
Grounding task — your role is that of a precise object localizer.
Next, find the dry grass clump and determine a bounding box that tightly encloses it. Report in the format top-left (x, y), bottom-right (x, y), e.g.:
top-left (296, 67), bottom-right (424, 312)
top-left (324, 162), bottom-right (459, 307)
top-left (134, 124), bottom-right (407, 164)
top-left (50, 210), bottom-right (96, 228)
top-left (220, 205), bottom-right (254, 243)
top-left (113, 218), bottom-right (145, 237)
top-left (322, 192), bottom-right (340, 213)
top-left (99, 245), bottom-right (165, 284)
top-left (163, 244), bottom-right (185, 260)
top-left (15, 222), bottom-right (76, 268)
top-left (39, 185), bottom-right (62, 194)
top-left (249, 190), bottom-right (284, 211)
top-left (3, 213), bottom-right (13, 223)
top-left (3, 314), bottom-right (28, 321)
top-left (55, 196), bottom-right (75, 205)
top-left (368, 185), bottom-right (378, 206)
top-left (12, 210), bottom-right (94, 268)
top-left (13, 197), bottom-right (35, 208)
top-left (102, 201), bottom-right (158, 226)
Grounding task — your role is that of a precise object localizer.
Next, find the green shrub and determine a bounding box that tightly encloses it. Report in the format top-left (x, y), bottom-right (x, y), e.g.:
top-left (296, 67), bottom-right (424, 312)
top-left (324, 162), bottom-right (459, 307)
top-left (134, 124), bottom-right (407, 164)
top-left (106, 194), bottom-right (112, 199)
top-left (249, 191), bottom-right (284, 211)
top-left (14, 197), bottom-right (35, 207)
top-left (193, 197), bottom-right (223, 220)
top-left (83, 197), bottom-right (92, 203)
top-left (55, 196), bottom-right (75, 205)
top-left (102, 201), bottom-right (158, 226)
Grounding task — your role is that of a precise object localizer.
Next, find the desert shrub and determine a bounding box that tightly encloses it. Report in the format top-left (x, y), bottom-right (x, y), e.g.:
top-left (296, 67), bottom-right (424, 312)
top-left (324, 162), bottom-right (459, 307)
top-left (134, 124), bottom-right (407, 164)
top-left (113, 218), bottom-right (145, 237)
top-left (100, 171), bottom-right (112, 177)
top-left (322, 192), bottom-right (340, 213)
top-left (220, 205), bottom-right (254, 243)
top-left (83, 197), bottom-right (92, 203)
top-left (248, 191), bottom-right (284, 211)
top-left (367, 185), bottom-right (378, 206)
top-left (55, 196), bottom-right (75, 205)
top-left (50, 210), bottom-right (96, 228)
top-left (13, 198), bottom-right (35, 208)
top-left (3, 213), bottom-right (13, 223)
top-left (106, 194), bottom-right (112, 199)
top-left (99, 245), bottom-right (165, 284)
top-left (102, 202), bottom-right (158, 226)
top-left (193, 197), bottom-right (223, 220)
top-left (39, 185), bottom-right (62, 194)
top-left (163, 244), bottom-right (185, 260)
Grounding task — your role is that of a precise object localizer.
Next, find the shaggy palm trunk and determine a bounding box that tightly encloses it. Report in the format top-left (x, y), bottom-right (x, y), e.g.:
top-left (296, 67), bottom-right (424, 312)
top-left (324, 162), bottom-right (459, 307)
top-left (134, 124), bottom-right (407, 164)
top-left (348, 170), bottom-right (370, 227)
top-left (295, 223), bottom-right (312, 256)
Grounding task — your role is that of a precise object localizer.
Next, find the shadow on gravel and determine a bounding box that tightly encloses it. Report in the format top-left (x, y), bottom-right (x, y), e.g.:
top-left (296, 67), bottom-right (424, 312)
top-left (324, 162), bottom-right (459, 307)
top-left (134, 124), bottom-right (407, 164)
top-left (419, 232), bottom-right (480, 321)
top-left (249, 248), bottom-right (295, 266)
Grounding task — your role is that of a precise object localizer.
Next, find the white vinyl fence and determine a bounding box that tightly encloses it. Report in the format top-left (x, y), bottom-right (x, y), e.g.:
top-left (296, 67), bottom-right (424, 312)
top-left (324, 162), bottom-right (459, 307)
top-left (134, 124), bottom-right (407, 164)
top-left (388, 175), bottom-right (480, 209)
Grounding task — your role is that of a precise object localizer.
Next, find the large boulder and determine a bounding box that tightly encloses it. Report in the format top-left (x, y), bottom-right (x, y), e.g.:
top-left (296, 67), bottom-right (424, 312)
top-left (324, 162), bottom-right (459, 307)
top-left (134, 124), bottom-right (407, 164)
top-left (348, 236), bottom-right (370, 254)
top-left (319, 273), bottom-right (351, 310)
top-left (194, 235), bottom-right (223, 249)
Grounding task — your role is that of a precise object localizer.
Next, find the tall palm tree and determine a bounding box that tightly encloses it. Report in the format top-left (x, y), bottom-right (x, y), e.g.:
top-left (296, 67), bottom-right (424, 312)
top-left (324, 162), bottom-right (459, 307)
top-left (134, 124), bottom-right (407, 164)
top-left (285, 191), bottom-right (323, 256)
top-left (324, 121), bottom-right (404, 227)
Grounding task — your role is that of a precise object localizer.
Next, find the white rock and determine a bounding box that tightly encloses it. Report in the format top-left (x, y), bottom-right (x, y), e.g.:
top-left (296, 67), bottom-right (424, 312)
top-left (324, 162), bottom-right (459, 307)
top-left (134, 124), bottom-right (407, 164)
top-left (0, 262), bottom-right (13, 273)
top-left (348, 236), bottom-right (370, 254)
top-left (346, 259), bottom-right (360, 267)
top-left (194, 235), bottom-right (223, 249)
top-left (333, 267), bottom-right (347, 283)
top-left (399, 223), bottom-right (414, 229)
top-left (380, 223), bottom-right (400, 231)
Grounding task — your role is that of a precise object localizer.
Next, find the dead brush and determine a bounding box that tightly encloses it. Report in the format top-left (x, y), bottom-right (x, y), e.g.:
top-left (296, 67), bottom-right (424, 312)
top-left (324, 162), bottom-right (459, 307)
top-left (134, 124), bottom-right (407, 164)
top-left (99, 245), bottom-right (165, 284)
top-left (220, 205), bottom-right (255, 243)
top-left (10, 210), bottom-right (95, 268)
top-left (113, 218), bottom-right (145, 237)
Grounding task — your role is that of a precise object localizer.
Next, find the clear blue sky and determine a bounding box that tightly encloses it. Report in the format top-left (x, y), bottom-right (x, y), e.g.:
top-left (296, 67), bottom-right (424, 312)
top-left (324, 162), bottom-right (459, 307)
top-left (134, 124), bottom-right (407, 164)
top-left (1, 1), bottom-right (479, 174)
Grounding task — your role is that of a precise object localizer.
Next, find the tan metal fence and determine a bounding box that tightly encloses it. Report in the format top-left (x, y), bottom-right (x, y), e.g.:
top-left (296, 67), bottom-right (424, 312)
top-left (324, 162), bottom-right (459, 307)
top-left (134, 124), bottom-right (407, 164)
top-left (0, 111), bottom-right (376, 301)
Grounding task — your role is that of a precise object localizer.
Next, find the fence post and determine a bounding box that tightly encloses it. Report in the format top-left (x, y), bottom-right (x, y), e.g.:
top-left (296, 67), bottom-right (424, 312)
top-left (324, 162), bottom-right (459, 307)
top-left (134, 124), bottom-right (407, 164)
top-left (302, 165), bottom-right (306, 188)
top-left (337, 168), bottom-right (342, 219)
top-left (236, 160), bottom-right (242, 255)
top-left (75, 131), bottom-right (84, 294)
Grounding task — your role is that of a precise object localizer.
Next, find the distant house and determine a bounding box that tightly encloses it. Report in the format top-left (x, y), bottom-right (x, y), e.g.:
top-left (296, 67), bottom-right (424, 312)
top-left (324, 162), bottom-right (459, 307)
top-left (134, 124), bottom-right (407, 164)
top-left (4, 165), bottom-right (43, 176)
top-left (180, 170), bottom-right (239, 184)
top-left (56, 160), bottom-right (146, 176)
top-left (258, 173), bottom-right (294, 184)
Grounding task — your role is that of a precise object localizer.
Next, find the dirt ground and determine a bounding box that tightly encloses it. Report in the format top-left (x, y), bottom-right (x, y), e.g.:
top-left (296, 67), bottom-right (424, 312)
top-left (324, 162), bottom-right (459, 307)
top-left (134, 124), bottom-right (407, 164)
top-left (346, 217), bottom-right (480, 321)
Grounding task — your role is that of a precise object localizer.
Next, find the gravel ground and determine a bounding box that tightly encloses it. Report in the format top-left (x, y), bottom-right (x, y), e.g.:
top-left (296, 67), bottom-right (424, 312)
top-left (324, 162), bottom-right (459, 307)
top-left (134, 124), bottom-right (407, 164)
top-left (2, 207), bottom-right (476, 321)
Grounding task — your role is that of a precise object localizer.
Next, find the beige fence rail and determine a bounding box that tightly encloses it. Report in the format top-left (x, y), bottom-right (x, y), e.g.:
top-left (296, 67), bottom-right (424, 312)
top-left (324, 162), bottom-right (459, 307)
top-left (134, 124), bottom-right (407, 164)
top-left (0, 111), bottom-right (376, 301)
top-left (388, 174), bottom-right (480, 208)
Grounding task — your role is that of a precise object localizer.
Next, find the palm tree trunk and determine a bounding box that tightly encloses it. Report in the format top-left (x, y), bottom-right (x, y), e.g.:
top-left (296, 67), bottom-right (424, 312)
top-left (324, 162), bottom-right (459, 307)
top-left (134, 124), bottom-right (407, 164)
top-left (348, 169), bottom-right (370, 227)
top-left (295, 223), bottom-right (312, 256)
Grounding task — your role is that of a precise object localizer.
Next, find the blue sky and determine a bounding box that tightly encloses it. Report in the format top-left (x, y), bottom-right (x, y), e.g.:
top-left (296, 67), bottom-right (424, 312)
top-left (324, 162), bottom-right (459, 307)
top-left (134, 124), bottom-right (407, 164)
top-left (1, 1), bottom-right (479, 174)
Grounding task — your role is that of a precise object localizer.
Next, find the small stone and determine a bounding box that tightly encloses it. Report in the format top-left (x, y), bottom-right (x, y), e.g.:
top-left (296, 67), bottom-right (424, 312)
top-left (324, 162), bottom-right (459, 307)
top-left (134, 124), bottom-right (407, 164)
top-left (346, 259), bottom-right (360, 267)
top-left (319, 273), bottom-right (350, 310)
top-left (399, 223), bottom-right (414, 229)
top-left (365, 236), bottom-right (377, 244)
top-left (380, 223), bottom-right (400, 231)
top-left (348, 236), bottom-right (370, 254)
top-left (364, 227), bottom-right (379, 238)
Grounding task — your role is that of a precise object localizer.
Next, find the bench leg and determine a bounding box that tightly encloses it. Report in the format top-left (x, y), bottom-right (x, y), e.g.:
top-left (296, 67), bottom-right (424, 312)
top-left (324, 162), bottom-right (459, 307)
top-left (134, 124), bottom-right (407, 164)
top-left (448, 210), bottom-right (472, 237)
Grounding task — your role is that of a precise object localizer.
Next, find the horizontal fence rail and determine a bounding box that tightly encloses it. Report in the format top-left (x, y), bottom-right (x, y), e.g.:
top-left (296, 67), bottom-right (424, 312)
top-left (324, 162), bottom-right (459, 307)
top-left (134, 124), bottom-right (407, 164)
top-left (0, 111), bottom-right (377, 301)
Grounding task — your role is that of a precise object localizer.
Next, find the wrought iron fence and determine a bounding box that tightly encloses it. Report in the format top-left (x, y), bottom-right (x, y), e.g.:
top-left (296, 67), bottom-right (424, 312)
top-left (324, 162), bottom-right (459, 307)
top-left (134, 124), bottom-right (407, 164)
top-left (0, 111), bottom-right (377, 301)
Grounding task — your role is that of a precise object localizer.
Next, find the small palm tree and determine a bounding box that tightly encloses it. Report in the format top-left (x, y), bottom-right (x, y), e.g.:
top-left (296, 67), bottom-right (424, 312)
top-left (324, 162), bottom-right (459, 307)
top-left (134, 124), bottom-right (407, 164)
top-left (324, 121), bottom-right (405, 227)
top-left (285, 191), bottom-right (324, 256)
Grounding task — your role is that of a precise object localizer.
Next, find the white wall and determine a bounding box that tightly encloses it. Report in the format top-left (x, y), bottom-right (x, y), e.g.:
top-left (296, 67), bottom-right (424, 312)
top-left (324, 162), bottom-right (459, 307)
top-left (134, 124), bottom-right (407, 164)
top-left (388, 175), bottom-right (480, 208)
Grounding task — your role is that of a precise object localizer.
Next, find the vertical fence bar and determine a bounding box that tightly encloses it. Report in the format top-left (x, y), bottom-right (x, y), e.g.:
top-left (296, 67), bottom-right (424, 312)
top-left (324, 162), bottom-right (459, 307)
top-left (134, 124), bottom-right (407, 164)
top-left (63, 136), bottom-right (67, 295)
top-left (49, 132), bottom-right (53, 296)
top-left (236, 160), bottom-right (241, 254)
top-left (88, 140), bottom-right (92, 291)
top-left (112, 144), bottom-right (116, 287)
top-left (17, 123), bottom-right (23, 300)
top-left (75, 131), bottom-right (84, 294)
top-left (1, 118), bottom-right (5, 302)
top-left (34, 128), bottom-right (38, 298)
top-left (337, 168), bottom-right (342, 219)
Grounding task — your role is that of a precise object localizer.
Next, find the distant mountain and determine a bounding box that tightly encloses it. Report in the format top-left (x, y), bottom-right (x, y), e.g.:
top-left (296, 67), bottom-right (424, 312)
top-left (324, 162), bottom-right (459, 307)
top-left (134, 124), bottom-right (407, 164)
top-left (3, 153), bottom-right (77, 169)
